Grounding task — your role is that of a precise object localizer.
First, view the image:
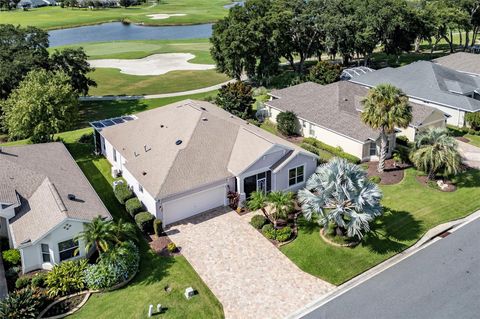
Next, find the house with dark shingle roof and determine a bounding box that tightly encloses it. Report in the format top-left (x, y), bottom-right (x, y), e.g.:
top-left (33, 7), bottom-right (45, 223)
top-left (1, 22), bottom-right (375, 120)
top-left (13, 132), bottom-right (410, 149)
top-left (349, 60), bottom-right (480, 127)
top-left (91, 100), bottom-right (318, 226)
top-left (0, 143), bottom-right (111, 273)
top-left (265, 81), bottom-right (447, 162)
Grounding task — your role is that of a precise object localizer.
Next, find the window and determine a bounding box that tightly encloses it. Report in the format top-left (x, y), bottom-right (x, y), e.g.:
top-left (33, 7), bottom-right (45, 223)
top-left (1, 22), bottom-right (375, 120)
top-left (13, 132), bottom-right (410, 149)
top-left (288, 166), bottom-right (304, 186)
top-left (113, 149), bottom-right (117, 162)
top-left (139, 184), bottom-right (143, 193)
top-left (58, 239), bottom-right (79, 261)
top-left (41, 244), bottom-right (51, 263)
top-left (309, 125), bottom-right (315, 137)
top-left (302, 121), bottom-right (307, 128)
top-left (369, 142), bottom-right (377, 156)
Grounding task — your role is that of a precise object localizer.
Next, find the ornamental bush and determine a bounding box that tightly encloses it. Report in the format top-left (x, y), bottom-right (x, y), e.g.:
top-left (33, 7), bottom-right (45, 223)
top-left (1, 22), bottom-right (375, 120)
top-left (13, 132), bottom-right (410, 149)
top-left (114, 183), bottom-right (134, 205)
top-left (167, 242), bottom-right (177, 253)
top-left (276, 226), bottom-right (293, 242)
top-left (15, 276), bottom-right (31, 289)
top-left (302, 137), bottom-right (361, 164)
top-left (153, 219), bottom-right (163, 237)
top-left (2, 249), bottom-right (21, 267)
top-left (308, 61), bottom-right (342, 85)
top-left (250, 215), bottom-right (266, 229)
top-left (125, 198), bottom-right (142, 217)
top-left (0, 287), bottom-right (48, 319)
top-left (46, 259), bottom-right (88, 297)
top-left (31, 273), bottom-right (47, 289)
top-left (261, 224), bottom-right (276, 240)
top-left (466, 112), bottom-right (480, 131)
top-left (135, 212), bottom-right (155, 234)
top-left (276, 111), bottom-right (298, 136)
top-left (85, 241), bottom-right (139, 290)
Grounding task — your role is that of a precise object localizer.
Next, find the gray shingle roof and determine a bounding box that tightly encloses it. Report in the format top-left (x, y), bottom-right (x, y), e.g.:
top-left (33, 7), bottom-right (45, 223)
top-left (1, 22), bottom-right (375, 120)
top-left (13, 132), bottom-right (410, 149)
top-left (100, 100), bottom-right (314, 200)
top-left (434, 53), bottom-right (480, 76)
top-left (267, 81), bottom-right (443, 143)
top-left (349, 60), bottom-right (480, 112)
top-left (1, 143), bottom-right (111, 247)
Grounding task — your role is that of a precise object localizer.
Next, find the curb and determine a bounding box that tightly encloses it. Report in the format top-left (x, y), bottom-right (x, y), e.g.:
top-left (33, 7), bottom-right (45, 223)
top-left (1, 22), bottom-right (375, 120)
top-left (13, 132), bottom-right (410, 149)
top-left (286, 209), bottom-right (480, 319)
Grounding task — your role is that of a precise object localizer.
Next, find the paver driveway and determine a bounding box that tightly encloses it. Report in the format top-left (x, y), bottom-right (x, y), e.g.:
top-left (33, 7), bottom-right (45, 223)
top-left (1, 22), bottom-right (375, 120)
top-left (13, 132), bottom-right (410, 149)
top-left (458, 140), bottom-right (480, 169)
top-left (165, 208), bottom-right (334, 319)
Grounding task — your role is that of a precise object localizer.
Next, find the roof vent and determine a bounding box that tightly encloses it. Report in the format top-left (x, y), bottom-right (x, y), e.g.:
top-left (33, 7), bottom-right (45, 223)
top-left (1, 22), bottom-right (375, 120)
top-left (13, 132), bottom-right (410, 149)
top-left (67, 194), bottom-right (76, 201)
top-left (134, 151), bottom-right (139, 157)
top-left (142, 171), bottom-right (147, 176)
top-left (144, 144), bottom-right (151, 152)
top-left (344, 98), bottom-right (348, 101)
top-left (175, 140), bottom-right (182, 146)
top-left (201, 117), bottom-right (208, 121)
top-left (160, 124), bottom-right (165, 128)
top-left (200, 106), bottom-right (207, 111)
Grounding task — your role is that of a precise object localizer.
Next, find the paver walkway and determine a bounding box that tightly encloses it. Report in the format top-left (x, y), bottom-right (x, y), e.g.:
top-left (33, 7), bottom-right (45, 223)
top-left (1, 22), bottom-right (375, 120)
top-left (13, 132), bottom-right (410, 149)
top-left (165, 208), bottom-right (334, 319)
top-left (457, 140), bottom-right (480, 169)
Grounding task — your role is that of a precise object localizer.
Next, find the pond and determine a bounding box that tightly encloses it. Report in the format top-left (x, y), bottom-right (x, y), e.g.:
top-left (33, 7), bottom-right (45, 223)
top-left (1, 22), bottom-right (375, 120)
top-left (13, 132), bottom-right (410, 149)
top-left (48, 22), bottom-right (213, 47)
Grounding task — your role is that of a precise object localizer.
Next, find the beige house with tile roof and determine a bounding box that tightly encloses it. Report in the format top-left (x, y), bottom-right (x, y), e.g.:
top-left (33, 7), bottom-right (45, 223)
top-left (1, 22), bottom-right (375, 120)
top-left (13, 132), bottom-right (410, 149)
top-left (92, 100), bottom-right (318, 225)
top-left (265, 81), bottom-right (447, 162)
top-left (0, 143), bottom-right (111, 273)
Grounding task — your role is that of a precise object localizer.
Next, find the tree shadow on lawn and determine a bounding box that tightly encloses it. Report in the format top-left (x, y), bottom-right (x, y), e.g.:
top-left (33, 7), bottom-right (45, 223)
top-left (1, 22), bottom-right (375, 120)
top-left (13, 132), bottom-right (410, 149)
top-left (78, 99), bottom-right (149, 128)
top-left (362, 208), bottom-right (423, 255)
top-left (451, 169), bottom-right (480, 188)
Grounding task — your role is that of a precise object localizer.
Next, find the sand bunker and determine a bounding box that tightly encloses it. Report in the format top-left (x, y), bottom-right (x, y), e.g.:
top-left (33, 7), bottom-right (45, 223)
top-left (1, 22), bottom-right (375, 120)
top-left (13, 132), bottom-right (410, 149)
top-left (88, 53), bottom-right (215, 76)
top-left (147, 13), bottom-right (187, 20)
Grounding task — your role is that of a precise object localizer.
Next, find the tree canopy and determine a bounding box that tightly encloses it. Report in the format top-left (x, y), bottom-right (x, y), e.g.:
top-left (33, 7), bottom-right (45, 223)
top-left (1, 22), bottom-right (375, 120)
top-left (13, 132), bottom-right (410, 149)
top-left (215, 81), bottom-right (255, 119)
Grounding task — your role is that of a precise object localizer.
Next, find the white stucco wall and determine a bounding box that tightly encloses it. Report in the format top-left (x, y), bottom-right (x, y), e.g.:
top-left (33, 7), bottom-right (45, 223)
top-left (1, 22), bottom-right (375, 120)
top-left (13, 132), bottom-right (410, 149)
top-left (20, 220), bottom-right (87, 273)
top-left (274, 152), bottom-right (317, 192)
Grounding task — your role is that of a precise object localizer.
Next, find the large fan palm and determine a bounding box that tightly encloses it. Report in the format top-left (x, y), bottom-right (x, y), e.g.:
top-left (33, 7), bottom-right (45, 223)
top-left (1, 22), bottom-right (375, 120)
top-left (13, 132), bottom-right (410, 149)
top-left (298, 158), bottom-right (383, 239)
top-left (410, 128), bottom-right (462, 180)
top-left (75, 216), bottom-right (116, 254)
top-left (361, 84), bottom-right (412, 173)
top-left (247, 191), bottom-right (295, 227)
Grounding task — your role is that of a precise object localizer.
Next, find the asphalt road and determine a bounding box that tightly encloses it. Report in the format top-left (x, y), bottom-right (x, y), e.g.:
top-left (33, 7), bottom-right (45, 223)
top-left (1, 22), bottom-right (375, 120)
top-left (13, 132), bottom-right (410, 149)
top-left (303, 218), bottom-right (480, 319)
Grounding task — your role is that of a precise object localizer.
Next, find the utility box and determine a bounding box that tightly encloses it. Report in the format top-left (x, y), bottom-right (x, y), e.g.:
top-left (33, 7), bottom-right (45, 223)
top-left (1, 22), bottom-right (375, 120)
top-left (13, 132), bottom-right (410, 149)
top-left (184, 287), bottom-right (195, 299)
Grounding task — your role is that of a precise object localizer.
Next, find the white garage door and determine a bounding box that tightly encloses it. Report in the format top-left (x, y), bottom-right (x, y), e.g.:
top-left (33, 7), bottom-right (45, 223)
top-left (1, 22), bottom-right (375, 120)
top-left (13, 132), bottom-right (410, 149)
top-left (162, 185), bottom-right (226, 225)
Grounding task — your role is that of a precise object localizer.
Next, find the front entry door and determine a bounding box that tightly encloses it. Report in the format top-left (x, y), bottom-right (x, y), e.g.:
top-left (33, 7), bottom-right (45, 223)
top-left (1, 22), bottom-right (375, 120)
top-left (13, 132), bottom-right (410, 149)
top-left (257, 178), bottom-right (267, 195)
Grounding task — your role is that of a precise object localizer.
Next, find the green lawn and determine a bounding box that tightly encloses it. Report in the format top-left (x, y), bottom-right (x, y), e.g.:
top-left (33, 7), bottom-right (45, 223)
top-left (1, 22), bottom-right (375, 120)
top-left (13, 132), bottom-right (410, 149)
top-left (465, 134), bottom-right (480, 148)
top-left (0, 0), bottom-right (230, 30)
top-left (88, 69), bottom-right (228, 96)
top-left (2, 128), bottom-right (224, 319)
top-left (281, 168), bottom-right (480, 285)
top-left (55, 39), bottom-right (214, 63)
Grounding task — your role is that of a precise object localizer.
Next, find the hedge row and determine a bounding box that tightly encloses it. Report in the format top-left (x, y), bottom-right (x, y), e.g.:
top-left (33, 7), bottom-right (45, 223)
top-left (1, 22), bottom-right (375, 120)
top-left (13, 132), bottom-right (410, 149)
top-left (302, 137), bottom-right (360, 164)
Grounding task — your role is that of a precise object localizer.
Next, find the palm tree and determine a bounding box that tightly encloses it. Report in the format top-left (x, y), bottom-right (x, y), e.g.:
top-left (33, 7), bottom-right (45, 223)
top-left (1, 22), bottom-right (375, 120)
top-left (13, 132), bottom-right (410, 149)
top-left (410, 128), bottom-right (462, 180)
top-left (298, 158), bottom-right (383, 239)
top-left (268, 191), bottom-right (294, 228)
top-left (361, 84), bottom-right (412, 173)
top-left (75, 216), bottom-right (116, 254)
top-left (112, 219), bottom-right (138, 244)
top-left (247, 191), bottom-right (295, 227)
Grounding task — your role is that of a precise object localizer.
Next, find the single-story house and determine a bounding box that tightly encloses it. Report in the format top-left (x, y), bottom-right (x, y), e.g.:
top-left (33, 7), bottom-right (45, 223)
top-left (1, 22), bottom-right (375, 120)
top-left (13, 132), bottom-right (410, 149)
top-left (91, 100), bottom-right (318, 226)
top-left (433, 52), bottom-right (480, 77)
top-left (0, 143), bottom-right (111, 273)
top-left (265, 81), bottom-right (447, 162)
top-left (349, 60), bottom-right (480, 127)
top-left (17, 0), bottom-right (55, 9)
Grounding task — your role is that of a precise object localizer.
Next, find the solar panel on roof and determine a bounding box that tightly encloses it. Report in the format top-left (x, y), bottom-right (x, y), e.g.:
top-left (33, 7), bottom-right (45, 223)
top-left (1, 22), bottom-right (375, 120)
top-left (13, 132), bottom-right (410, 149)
top-left (102, 120), bottom-right (116, 127)
top-left (122, 116), bottom-right (134, 121)
top-left (92, 122), bottom-right (104, 128)
top-left (112, 118), bottom-right (125, 124)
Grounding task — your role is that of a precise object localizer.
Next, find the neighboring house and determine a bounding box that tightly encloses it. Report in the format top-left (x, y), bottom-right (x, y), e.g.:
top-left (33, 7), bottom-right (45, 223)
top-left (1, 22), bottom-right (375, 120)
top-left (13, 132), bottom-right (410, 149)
top-left (265, 81), bottom-right (446, 162)
top-left (0, 143), bottom-right (111, 273)
top-left (349, 60), bottom-right (480, 127)
top-left (17, 0), bottom-right (55, 9)
top-left (433, 52), bottom-right (480, 77)
top-left (91, 100), bottom-right (318, 226)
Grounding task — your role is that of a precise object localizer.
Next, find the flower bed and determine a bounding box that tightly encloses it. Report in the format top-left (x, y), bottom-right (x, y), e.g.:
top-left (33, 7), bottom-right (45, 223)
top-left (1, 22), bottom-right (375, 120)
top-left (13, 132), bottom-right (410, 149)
top-left (39, 292), bottom-right (90, 319)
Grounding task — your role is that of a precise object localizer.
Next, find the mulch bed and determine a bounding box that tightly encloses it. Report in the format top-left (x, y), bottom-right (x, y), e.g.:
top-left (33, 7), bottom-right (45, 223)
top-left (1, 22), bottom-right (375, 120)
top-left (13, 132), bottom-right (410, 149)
top-left (456, 136), bottom-right (471, 143)
top-left (366, 159), bottom-right (409, 185)
top-left (284, 135), bottom-right (304, 145)
top-left (42, 293), bottom-right (86, 318)
top-left (149, 234), bottom-right (180, 257)
top-left (415, 175), bottom-right (457, 192)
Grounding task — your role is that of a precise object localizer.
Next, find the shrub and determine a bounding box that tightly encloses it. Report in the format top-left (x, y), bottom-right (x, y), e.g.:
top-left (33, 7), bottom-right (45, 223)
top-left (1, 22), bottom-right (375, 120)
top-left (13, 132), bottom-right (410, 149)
top-left (114, 183), bottom-right (134, 205)
top-left (396, 135), bottom-right (410, 146)
top-left (276, 111), bottom-right (298, 136)
top-left (276, 226), bottom-right (293, 242)
top-left (2, 249), bottom-right (21, 267)
top-left (135, 212), bottom-right (155, 234)
top-left (262, 224), bottom-right (276, 240)
top-left (78, 133), bottom-right (93, 144)
top-left (308, 61), bottom-right (342, 85)
top-left (46, 259), bottom-right (88, 297)
top-left (215, 81), bottom-right (254, 120)
top-left (31, 273), bottom-right (47, 289)
top-left (85, 241), bottom-right (139, 290)
top-left (153, 219), bottom-right (163, 237)
top-left (0, 288), bottom-right (48, 319)
top-left (301, 137), bottom-right (361, 164)
top-left (167, 242), bottom-right (177, 253)
top-left (466, 112), bottom-right (480, 130)
top-left (125, 198), bottom-right (142, 217)
top-left (15, 276), bottom-right (31, 289)
top-left (250, 215), bottom-right (266, 229)
top-left (369, 176), bottom-right (381, 184)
